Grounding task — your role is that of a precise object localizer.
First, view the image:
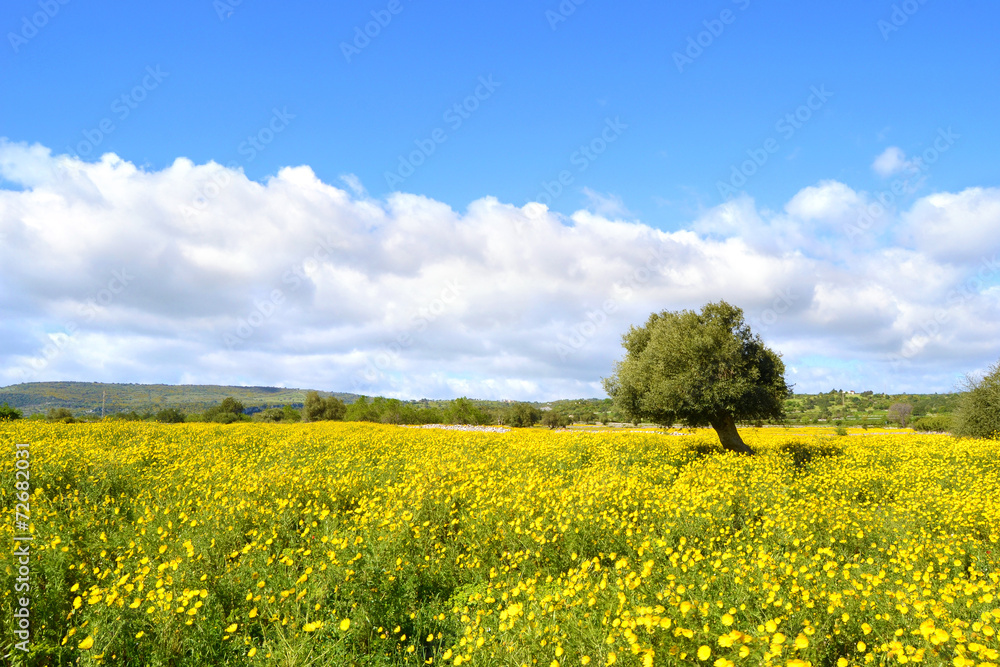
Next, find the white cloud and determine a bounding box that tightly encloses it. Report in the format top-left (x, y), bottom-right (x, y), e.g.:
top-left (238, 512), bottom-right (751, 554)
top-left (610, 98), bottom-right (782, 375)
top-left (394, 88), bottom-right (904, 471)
top-left (1, 141), bottom-right (998, 398)
top-left (581, 188), bottom-right (631, 218)
top-left (872, 146), bottom-right (919, 177)
top-left (339, 173), bottom-right (366, 198)
top-left (899, 187), bottom-right (1000, 263)
top-left (784, 180), bottom-right (864, 224)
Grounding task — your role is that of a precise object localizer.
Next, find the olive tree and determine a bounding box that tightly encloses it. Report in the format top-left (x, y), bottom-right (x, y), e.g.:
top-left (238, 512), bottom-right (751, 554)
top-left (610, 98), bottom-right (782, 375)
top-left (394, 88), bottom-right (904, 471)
top-left (953, 359), bottom-right (1000, 439)
top-left (603, 301), bottom-right (788, 454)
top-left (303, 391), bottom-right (346, 422)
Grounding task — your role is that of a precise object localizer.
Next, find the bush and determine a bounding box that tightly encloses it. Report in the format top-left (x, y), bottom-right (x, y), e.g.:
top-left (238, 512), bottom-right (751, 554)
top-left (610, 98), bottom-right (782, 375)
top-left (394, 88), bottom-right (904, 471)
top-left (107, 411), bottom-right (150, 422)
top-left (343, 396), bottom-right (450, 425)
top-left (345, 396), bottom-right (377, 422)
top-left (503, 402), bottom-right (542, 428)
top-left (46, 407), bottom-right (77, 423)
top-left (954, 360), bottom-right (1000, 439)
top-left (910, 414), bottom-right (952, 433)
top-left (444, 397), bottom-right (493, 426)
top-left (253, 408), bottom-right (285, 423)
top-left (373, 397), bottom-right (406, 425)
top-left (154, 407), bottom-right (187, 423)
top-left (0, 402), bottom-right (22, 421)
top-left (202, 397), bottom-right (249, 424)
top-left (542, 411), bottom-right (571, 429)
top-left (303, 391), bottom-right (347, 422)
top-left (255, 405), bottom-right (302, 423)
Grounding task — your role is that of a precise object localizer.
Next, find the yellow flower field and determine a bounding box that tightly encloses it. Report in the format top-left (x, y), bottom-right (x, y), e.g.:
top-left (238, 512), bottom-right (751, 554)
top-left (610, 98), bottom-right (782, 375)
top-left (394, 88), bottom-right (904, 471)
top-left (1, 422), bottom-right (998, 666)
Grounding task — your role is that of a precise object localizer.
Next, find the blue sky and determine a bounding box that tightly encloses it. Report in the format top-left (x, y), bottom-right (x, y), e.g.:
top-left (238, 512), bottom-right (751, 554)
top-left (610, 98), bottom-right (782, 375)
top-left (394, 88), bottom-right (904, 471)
top-left (1, 0), bottom-right (999, 399)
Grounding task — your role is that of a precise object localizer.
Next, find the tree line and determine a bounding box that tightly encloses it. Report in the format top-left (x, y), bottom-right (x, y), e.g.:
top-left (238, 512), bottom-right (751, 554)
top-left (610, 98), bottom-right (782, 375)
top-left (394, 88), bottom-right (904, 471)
top-left (0, 393), bottom-right (572, 428)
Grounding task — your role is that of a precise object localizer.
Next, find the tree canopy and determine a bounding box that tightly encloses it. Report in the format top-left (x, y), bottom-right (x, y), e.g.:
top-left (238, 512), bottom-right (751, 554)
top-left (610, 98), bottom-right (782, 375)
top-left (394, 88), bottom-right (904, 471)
top-left (303, 391), bottom-right (347, 422)
top-left (954, 359), bottom-right (1000, 439)
top-left (202, 397), bottom-right (248, 424)
top-left (503, 402), bottom-right (542, 428)
top-left (603, 300), bottom-right (788, 454)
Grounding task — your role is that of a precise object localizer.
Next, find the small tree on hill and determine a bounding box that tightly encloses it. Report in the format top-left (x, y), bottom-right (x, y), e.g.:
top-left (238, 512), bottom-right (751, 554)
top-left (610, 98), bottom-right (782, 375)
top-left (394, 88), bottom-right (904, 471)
top-left (887, 402), bottom-right (913, 428)
top-left (603, 301), bottom-right (788, 455)
top-left (954, 360), bottom-right (1000, 439)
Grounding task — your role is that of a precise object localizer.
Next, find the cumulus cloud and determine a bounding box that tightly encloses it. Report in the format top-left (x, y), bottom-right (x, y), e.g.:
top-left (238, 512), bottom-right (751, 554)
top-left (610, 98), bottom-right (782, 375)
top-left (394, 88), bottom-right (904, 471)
top-left (784, 180), bottom-right (865, 224)
top-left (1, 140), bottom-right (998, 398)
top-left (898, 187), bottom-right (1000, 263)
top-left (871, 146), bottom-right (919, 177)
top-left (581, 188), bottom-right (632, 219)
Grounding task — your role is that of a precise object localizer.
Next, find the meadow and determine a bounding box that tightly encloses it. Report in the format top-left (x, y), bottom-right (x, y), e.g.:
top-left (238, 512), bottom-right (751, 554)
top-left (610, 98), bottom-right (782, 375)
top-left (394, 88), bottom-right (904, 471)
top-left (1, 422), bottom-right (998, 666)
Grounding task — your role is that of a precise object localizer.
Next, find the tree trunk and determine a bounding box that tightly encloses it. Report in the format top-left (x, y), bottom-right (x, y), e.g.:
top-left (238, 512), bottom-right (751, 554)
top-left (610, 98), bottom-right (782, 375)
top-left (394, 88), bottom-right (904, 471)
top-left (709, 411), bottom-right (755, 455)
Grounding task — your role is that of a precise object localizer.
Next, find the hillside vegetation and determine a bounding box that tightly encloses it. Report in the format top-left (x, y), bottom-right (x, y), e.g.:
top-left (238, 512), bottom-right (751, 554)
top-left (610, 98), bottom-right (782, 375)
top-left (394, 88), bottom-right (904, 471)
top-left (0, 382), bottom-right (962, 430)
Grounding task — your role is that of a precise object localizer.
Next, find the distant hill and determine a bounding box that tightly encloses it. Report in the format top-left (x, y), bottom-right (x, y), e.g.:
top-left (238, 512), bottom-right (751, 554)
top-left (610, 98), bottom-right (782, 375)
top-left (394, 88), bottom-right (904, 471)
top-left (0, 381), bottom-right (962, 424)
top-left (0, 382), bottom-right (358, 416)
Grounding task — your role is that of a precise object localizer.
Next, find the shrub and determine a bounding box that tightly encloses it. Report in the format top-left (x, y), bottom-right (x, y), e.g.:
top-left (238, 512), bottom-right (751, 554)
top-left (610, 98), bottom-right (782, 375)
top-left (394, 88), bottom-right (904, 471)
top-left (910, 414), bottom-right (952, 433)
top-left (444, 397), bottom-right (492, 426)
top-left (107, 410), bottom-right (150, 422)
top-left (503, 402), bottom-right (542, 428)
top-left (202, 397), bottom-right (249, 424)
top-left (253, 408), bottom-right (286, 423)
top-left (954, 360), bottom-right (1000, 439)
top-left (46, 407), bottom-right (77, 423)
top-left (0, 402), bottom-right (23, 421)
top-left (542, 411), bottom-right (571, 429)
top-left (154, 407), bottom-right (187, 423)
top-left (304, 391), bottom-right (347, 422)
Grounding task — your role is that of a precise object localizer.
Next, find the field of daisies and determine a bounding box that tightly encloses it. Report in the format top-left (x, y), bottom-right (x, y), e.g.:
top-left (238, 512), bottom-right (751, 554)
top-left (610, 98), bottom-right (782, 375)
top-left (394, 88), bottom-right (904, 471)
top-left (1, 422), bottom-right (998, 666)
